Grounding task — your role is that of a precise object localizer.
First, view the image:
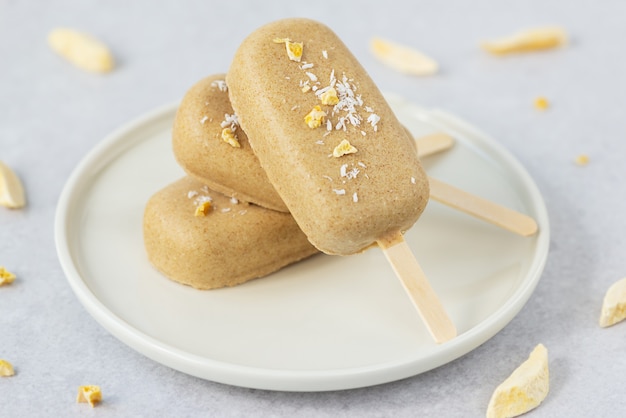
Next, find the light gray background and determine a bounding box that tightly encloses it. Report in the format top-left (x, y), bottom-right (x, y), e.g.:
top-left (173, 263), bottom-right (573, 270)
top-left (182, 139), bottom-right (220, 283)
top-left (2, 0), bottom-right (625, 416)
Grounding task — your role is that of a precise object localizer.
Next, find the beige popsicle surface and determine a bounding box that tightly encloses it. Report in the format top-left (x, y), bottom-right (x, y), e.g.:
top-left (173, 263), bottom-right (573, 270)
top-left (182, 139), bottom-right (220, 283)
top-left (143, 176), bottom-right (318, 290)
top-left (227, 18), bottom-right (430, 256)
top-left (172, 74), bottom-right (288, 212)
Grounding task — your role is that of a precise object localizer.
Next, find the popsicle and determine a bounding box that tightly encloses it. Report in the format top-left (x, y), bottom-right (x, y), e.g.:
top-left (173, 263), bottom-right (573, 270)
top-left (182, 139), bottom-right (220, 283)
top-left (227, 18), bottom-right (431, 255)
top-left (227, 18), bottom-right (456, 342)
top-left (172, 74), bottom-right (288, 212)
top-left (143, 176), bottom-right (318, 289)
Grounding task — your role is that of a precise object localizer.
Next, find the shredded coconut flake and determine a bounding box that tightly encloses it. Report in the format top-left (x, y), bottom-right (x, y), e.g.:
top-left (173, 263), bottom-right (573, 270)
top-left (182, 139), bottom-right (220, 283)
top-left (411, 177), bottom-right (416, 184)
top-left (239, 210), bottom-right (247, 215)
top-left (332, 188), bottom-right (346, 195)
top-left (367, 113), bottom-right (381, 131)
top-left (291, 105), bottom-right (300, 111)
top-left (187, 191), bottom-right (198, 199)
top-left (220, 113), bottom-right (240, 132)
top-left (352, 192), bottom-right (358, 202)
top-left (221, 207), bottom-right (232, 213)
top-left (357, 161), bottom-right (367, 168)
top-left (211, 79), bottom-right (228, 92)
top-left (316, 140), bottom-right (325, 145)
top-left (230, 197), bottom-right (239, 204)
top-left (322, 50), bottom-right (328, 59)
top-left (322, 175), bottom-right (333, 182)
top-left (200, 115), bottom-right (208, 124)
top-left (306, 72), bottom-right (318, 82)
top-left (300, 62), bottom-right (314, 70)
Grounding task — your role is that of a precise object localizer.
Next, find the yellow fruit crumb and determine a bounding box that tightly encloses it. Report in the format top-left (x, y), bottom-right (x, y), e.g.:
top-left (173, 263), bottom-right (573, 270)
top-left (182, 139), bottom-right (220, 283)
top-left (272, 38), bottom-right (303, 62)
top-left (333, 139), bottom-right (358, 157)
top-left (370, 37), bottom-right (438, 76)
top-left (0, 360), bottom-right (15, 377)
top-left (77, 385), bottom-right (102, 407)
top-left (320, 87), bottom-right (339, 105)
top-left (574, 154), bottom-right (589, 166)
top-left (0, 266), bottom-right (16, 286)
top-left (481, 26), bottom-right (567, 55)
top-left (0, 160), bottom-right (26, 209)
top-left (221, 128), bottom-right (240, 148)
top-left (304, 105), bottom-right (327, 129)
top-left (486, 344), bottom-right (549, 418)
top-left (48, 28), bottom-right (114, 73)
top-left (599, 277), bottom-right (626, 327)
top-left (195, 201), bottom-right (212, 217)
top-left (534, 97), bottom-right (549, 110)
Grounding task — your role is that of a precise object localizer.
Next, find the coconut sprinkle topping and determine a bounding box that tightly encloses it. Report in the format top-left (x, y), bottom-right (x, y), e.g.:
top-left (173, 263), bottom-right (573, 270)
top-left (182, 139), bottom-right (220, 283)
top-left (211, 79), bottom-right (228, 92)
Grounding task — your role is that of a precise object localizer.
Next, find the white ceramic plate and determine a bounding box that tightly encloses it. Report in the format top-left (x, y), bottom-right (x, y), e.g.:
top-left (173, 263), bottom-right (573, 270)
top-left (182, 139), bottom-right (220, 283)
top-left (55, 95), bottom-right (549, 392)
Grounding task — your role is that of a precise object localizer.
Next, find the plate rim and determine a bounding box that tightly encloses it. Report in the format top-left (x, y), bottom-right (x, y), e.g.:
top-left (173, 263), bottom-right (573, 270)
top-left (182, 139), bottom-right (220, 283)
top-left (54, 98), bottom-right (550, 392)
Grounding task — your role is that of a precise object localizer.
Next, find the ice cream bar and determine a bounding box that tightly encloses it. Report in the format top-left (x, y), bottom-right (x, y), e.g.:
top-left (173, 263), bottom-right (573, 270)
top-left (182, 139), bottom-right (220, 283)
top-left (143, 177), bottom-right (318, 289)
top-left (172, 74), bottom-right (288, 212)
top-left (227, 18), bottom-right (430, 256)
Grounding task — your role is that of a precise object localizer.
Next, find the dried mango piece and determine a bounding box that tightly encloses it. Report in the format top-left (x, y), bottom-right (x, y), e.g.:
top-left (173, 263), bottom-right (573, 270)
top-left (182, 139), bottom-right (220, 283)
top-left (77, 385), bottom-right (102, 407)
top-left (0, 161), bottom-right (26, 209)
top-left (0, 266), bottom-right (16, 286)
top-left (370, 37), bottom-right (438, 76)
top-left (574, 154), bottom-right (590, 166)
top-left (0, 359), bottom-right (15, 377)
top-left (319, 87), bottom-right (339, 105)
top-left (221, 128), bottom-right (241, 148)
top-left (194, 200), bottom-right (212, 217)
top-left (486, 344), bottom-right (549, 418)
top-left (333, 139), bottom-right (358, 157)
top-left (482, 27), bottom-right (567, 55)
top-left (48, 28), bottom-right (114, 73)
top-left (304, 105), bottom-right (327, 129)
top-left (272, 37), bottom-right (303, 62)
top-left (599, 277), bottom-right (626, 327)
top-left (534, 97), bottom-right (549, 110)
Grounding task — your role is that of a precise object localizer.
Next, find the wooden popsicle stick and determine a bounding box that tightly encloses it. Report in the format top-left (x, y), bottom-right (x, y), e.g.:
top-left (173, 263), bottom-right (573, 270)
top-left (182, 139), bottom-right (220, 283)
top-left (415, 132), bottom-right (455, 158)
top-left (428, 176), bottom-right (538, 237)
top-left (378, 231), bottom-right (457, 344)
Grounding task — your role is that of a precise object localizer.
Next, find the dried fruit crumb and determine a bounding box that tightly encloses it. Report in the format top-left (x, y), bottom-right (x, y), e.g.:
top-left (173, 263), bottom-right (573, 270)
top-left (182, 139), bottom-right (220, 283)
top-left (77, 385), bottom-right (102, 407)
top-left (304, 106), bottom-right (327, 129)
top-left (534, 97), bottom-right (549, 110)
top-left (370, 37), bottom-right (438, 76)
top-left (195, 200), bottom-right (212, 217)
top-left (482, 26), bottom-right (567, 55)
top-left (333, 139), bottom-right (358, 157)
top-left (221, 128), bottom-right (240, 148)
top-left (0, 266), bottom-right (16, 286)
top-left (48, 28), bottom-right (114, 73)
top-left (574, 154), bottom-right (589, 166)
top-left (0, 359), bottom-right (15, 377)
top-left (599, 277), bottom-right (626, 327)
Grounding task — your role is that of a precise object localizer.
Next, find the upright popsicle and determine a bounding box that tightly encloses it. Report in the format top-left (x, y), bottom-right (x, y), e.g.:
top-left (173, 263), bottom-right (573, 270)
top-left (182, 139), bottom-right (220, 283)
top-left (227, 18), bottom-right (456, 342)
top-left (227, 18), bottom-right (429, 255)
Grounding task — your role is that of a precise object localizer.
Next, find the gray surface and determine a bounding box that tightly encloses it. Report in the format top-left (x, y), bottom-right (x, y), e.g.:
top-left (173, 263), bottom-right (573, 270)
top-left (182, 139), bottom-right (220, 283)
top-left (1, 0), bottom-right (625, 416)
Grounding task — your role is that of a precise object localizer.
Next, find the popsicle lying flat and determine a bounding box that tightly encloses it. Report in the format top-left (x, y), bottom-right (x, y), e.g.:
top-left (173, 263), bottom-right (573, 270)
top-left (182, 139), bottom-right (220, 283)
top-left (227, 18), bottom-right (456, 342)
top-left (172, 74), bottom-right (288, 212)
top-left (143, 176), bottom-right (318, 289)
